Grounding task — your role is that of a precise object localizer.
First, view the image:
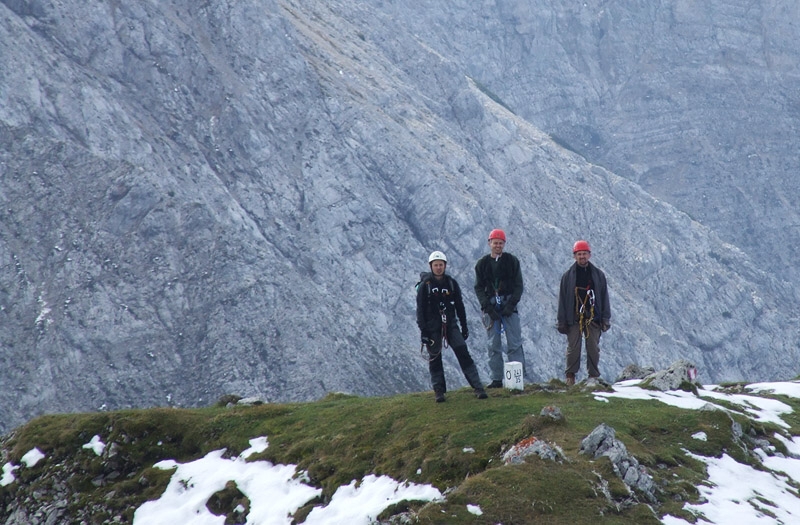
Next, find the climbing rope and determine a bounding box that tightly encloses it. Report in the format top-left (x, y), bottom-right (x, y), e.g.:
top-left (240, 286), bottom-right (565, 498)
top-left (439, 304), bottom-right (449, 349)
top-left (493, 293), bottom-right (506, 334)
top-left (576, 287), bottom-right (595, 339)
top-left (419, 303), bottom-right (449, 363)
top-left (420, 340), bottom-right (442, 362)
top-left (567, 285), bottom-right (601, 378)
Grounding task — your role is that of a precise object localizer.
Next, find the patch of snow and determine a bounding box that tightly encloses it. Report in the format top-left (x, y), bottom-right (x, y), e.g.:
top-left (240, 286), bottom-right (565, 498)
top-left (82, 435), bottom-right (106, 456)
top-left (21, 447), bottom-right (45, 467)
top-left (1, 463), bottom-right (18, 486)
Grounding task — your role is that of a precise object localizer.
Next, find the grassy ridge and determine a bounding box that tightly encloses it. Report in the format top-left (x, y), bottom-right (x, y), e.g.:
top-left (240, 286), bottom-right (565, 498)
top-left (3, 381), bottom-right (798, 523)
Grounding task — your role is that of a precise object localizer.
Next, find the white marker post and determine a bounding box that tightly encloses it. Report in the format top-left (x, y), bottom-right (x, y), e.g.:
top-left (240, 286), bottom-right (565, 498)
top-left (503, 361), bottom-right (524, 390)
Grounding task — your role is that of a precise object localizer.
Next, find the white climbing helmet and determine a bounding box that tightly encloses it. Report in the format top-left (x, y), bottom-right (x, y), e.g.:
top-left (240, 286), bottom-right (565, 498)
top-left (428, 250), bottom-right (447, 264)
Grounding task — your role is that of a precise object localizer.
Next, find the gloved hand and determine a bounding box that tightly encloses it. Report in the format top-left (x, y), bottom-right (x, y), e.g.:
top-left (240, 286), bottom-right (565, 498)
top-left (601, 321), bottom-right (611, 332)
top-left (501, 303), bottom-right (515, 317)
top-left (461, 326), bottom-right (469, 340)
top-left (421, 335), bottom-right (435, 347)
top-left (557, 324), bottom-right (569, 335)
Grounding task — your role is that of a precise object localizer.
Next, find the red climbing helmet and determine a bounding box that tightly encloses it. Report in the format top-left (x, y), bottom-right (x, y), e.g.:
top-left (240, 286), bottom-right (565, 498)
top-left (573, 240), bottom-right (591, 253)
top-left (488, 229), bottom-right (506, 242)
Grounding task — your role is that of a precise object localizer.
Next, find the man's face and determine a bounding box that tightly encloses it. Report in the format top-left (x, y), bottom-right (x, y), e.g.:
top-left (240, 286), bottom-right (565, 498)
top-left (489, 238), bottom-right (505, 256)
top-left (430, 260), bottom-right (446, 276)
top-left (573, 250), bottom-right (591, 267)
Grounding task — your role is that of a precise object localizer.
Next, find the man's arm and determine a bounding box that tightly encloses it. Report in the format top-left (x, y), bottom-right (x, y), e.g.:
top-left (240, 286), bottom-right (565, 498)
top-left (473, 258), bottom-right (490, 310)
top-left (415, 283), bottom-right (427, 332)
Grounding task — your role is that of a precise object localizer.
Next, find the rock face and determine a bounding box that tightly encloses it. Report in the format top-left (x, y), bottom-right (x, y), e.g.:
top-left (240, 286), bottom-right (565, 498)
top-left (580, 423), bottom-right (658, 503)
top-left (641, 360), bottom-right (700, 391)
top-left (380, 0), bottom-right (800, 286)
top-left (1, 0), bottom-right (800, 432)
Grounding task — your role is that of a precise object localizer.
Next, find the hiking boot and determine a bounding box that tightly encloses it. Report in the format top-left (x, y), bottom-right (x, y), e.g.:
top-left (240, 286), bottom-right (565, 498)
top-left (486, 380), bottom-right (503, 389)
top-left (435, 392), bottom-right (446, 403)
top-left (565, 373), bottom-right (576, 386)
top-left (475, 389), bottom-right (488, 399)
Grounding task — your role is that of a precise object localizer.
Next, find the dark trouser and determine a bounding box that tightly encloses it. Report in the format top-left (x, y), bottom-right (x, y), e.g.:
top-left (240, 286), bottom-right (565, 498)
top-left (565, 322), bottom-right (601, 378)
top-left (428, 324), bottom-right (483, 394)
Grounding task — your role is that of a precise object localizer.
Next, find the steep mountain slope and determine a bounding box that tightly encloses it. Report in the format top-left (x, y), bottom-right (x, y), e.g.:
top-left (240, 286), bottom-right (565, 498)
top-left (1, 0), bottom-right (798, 433)
top-left (371, 0), bottom-right (800, 283)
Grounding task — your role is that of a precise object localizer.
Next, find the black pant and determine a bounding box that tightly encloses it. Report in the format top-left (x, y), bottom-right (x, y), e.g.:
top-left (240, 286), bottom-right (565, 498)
top-left (428, 324), bottom-right (483, 393)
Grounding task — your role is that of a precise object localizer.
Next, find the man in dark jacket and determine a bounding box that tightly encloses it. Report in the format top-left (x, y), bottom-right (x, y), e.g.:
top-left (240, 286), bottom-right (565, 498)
top-left (557, 240), bottom-right (611, 385)
top-left (474, 229), bottom-right (527, 388)
top-left (417, 250), bottom-right (488, 402)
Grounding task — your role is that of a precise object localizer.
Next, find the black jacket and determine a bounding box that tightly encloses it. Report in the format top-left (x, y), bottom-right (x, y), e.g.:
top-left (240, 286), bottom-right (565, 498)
top-left (416, 274), bottom-right (467, 337)
top-left (473, 252), bottom-right (524, 312)
top-left (557, 261), bottom-right (611, 326)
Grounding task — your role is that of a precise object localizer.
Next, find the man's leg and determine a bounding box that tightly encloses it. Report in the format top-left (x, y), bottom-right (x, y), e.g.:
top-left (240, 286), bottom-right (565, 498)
top-left (427, 343), bottom-right (446, 400)
top-left (504, 312), bottom-right (528, 381)
top-left (486, 320), bottom-right (504, 385)
top-left (565, 324), bottom-right (583, 382)
top-left (449, 332), bottom-right (487, 398)
top-left (585, 323), bottom-right (602, 378)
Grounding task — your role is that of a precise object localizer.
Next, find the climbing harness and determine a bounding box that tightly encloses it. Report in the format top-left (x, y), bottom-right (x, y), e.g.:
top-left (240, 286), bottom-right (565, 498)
top-left (419, 303), bottom-right (448, 363)
top-left (482, 301), bottom-right (508, 333)
top-left (566, 283), bottom-right (601, 377)
top-left (576, 287), bottom-right (595, 339)
top-left (439, 303), bottom-right (450, 349)
top-left (483, 289), bottom-right (507, 334)
top-left (493, 294), bottom-right (506, 334)
top-left (420, 338), bottom-right (442, 362)
top-left (419, 281), bottom-right (453, 363)
top-left (420, 340), bottom-right (438, 361)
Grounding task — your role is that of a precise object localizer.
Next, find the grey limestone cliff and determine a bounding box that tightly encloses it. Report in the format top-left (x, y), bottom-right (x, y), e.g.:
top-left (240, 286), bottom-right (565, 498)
top-left (1, 0), bottom-right (799, 433)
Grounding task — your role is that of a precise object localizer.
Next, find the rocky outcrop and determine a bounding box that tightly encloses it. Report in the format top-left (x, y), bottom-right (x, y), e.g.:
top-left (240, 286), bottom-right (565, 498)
top-left (503, 405), bottom-right (567, 464)
top-left (616, 365), bottom-right (657, 382)
top-left (640, 360), bottom-right (700, 392)
top-left (580, 423), bottom-right (658, 504)
top-left (615, 360), bottom-right (701, 392)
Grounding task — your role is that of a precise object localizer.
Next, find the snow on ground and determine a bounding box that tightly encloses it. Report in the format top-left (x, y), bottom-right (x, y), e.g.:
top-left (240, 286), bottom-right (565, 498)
top-left (3, 381), bottom-right (800, 523)
top-left (131, 437), bottom-right (442, 525)
top-left (82, 434), bottom-right (106, 456)
top-left (596, 380), bottom-right (800, 524)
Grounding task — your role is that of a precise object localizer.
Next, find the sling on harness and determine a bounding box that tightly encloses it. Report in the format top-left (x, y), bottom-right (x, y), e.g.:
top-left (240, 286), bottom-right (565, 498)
top-left (576, 286), bottom-right (595, 339)
top-left (566, 286), bottom-right (600, 377)
top-left (419, 273), bottom-right (455, 362)
top-left (419, 301), bottom-right (449, 362)
top-left (439, 302), bottom-right (449, 348)
top-left (420, 339), bottom-right (442, 362)
top-left (493, 293), bottom-right (506, 334)
top-left (483, 277), bottom-right (507, 334)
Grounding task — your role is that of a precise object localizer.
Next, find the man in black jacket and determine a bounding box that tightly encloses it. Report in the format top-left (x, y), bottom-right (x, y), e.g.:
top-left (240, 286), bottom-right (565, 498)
top-left (557, 240), bottom-right (611, 385)
top-left (474, 229), bottom-right (527, 388)
top-left (417, 250), bottom-right (488, 402)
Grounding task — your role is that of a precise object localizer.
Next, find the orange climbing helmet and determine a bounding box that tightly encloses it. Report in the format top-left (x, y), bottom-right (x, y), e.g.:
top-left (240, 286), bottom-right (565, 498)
top-left (488, 229), bottom-right (506, 242)
top-left (573, 240), bottom-right (591, 253)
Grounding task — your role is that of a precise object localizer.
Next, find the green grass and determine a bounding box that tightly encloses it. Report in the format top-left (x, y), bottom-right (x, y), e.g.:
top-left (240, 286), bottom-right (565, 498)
top-left (3, 382), bottom-right (799, 523)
